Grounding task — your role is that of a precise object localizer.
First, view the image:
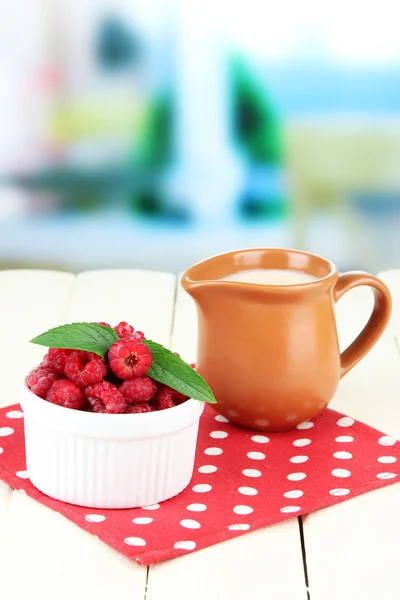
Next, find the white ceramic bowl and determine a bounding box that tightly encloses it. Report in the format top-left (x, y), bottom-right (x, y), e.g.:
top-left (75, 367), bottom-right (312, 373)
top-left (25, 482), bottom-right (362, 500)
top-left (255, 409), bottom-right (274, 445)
top-left (21, 384), bottom-right (204, 508)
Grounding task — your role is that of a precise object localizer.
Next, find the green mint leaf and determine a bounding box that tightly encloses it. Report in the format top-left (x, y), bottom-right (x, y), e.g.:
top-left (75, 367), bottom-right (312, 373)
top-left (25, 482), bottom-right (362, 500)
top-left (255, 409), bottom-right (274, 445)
top-left (30, 323), bottom-right (119, 359)
top-left (144, 340), bottom-right (217, 403)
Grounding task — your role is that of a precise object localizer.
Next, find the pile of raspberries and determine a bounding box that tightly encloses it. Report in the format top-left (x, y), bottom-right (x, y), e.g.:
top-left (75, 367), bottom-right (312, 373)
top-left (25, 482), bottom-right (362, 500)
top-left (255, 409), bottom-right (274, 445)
top-left (25, 321), bottom-right (189, 414)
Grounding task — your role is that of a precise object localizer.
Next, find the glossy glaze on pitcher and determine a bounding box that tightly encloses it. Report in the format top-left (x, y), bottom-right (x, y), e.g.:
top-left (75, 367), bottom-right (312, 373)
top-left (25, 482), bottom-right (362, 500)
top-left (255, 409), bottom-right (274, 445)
top-left (182, 248), bottom-right (392, 432)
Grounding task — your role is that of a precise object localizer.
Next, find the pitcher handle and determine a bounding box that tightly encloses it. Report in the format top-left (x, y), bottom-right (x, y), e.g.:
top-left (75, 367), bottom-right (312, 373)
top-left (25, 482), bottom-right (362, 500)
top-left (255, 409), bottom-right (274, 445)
top-left (334, 272), bottom-right (392, 378)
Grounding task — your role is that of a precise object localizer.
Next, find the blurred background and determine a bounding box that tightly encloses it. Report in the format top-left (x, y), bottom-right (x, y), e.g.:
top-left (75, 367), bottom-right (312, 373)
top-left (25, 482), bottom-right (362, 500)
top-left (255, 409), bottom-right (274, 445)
top-left (1, 0), bottom-right (400, 274)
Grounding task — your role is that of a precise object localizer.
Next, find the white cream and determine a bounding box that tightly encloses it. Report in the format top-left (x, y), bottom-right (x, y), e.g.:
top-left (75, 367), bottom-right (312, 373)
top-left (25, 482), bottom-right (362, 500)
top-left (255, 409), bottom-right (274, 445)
top-left (221, 268), bottom-right (317, 286)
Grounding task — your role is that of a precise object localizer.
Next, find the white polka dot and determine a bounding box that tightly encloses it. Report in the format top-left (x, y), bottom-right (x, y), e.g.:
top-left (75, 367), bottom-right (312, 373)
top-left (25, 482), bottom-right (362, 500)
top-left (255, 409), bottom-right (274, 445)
top-left (187, 503), bottom-right (207, 512)
top-left (228, 524), bottom-right (250, 531)
top-left (210, 431), bottom-right (228, 439)
top-left (238, 486), bottom-right (258, 496)
top-left (329, 488), bottom-right (350, 496)
top-left (337, 416), bottom-right (355, 427)
top-left (215, 415), bottom-right (229, 423)
top-left (280, 506), bottom-right (301, 513)
top-left (293, 438), bottom-right (311, 447)
top-left (132, 517), bottom-right (153, 524)
top-left (85, 514), bottom-right (106, 523)
top-left (332, 468), bottom-right (351, 478)
top-left (290, 455), bottom-right (309, 464)
top-left (247, 451), bottom-right (266, 460)
top-left (233, 505), bottom-right (254, 515)
top-left (333, 451), bottom-right (353, 459)
top-left (192, 484), bottom-right (212, 493)
top-left (284, 490), bottom-right (304, 499)
top-left (297, 421), bottom-right (314, 430)
top-left (378, 456), bottom-right (397, 464)
top-left (377, 472), bottom-right (397, 480)
top-left (335, 436), bottom-right (354, 443)
top-left (198, 464), bottom-right (217, 474)
top-left (204, 447), bottom-right (223, 456)
top-left (287, 472), bottom-right (306, 481)
top-left (5, 410), bottom-right (23, 419)
top-left (0, 447), bottom-right (3, 455)
top-left (180, 519), bottom-right (201, 529)
top-left (379, 435), bottom-right (396, 446)
top-left (242, 469), bottom-right (262, 478)
top-left (251, 435), bottom-right (270, 444)
top-left (16, 470), bottom-right (29, 479)
top-left (174, 540), bottom-right (196, 551)
top-left (255, 418), bottom-right (269, 427)
top-left (124, 537), bottom-right (146, 546)
top-left (142, 504), bottom-right (160, 510)
top-left (0, 427), bottom-right (14, 437)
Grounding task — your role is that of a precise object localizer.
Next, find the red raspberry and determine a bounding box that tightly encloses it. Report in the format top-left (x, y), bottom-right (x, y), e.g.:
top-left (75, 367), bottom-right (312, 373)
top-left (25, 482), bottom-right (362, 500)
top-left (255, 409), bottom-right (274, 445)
top-left (85, 396), bottom-right (106, 413)
top-left (46, 380), bottom-right (84, 410)
top-left (120, 377), bottom-right (157, 404)
top-left (64, 351), bottom-right (107, 388)
top-left (85, 381), bottom-right (126, 414)
top-left (114, 321), bottom-right (134, 338)
top-left (155, 384), bottom-right (189, 409)
top-left (25, 367), bottom-right (60, 399)
top-left (43, 348), bottom-right (72, 375)
top-left (156, 394), bottom-right (176, 410)
top-left (190, 363), bottom-right (196, 369)
top-left (132, 331), bottom-right (145, 341)
top-left (124, 403), bottom-right (154, 414)
top-left (108, 338), bottom-right (152, 379)
top-left (97, 321), bottom-right (111, 328)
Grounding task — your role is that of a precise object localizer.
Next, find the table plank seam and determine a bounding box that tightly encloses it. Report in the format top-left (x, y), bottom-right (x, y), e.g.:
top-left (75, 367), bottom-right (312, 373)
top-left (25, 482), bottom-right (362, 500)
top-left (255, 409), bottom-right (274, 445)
top-left (144, 566), bottom-right (150, 600)
top-left (298, 517), bottom-right (311, 600)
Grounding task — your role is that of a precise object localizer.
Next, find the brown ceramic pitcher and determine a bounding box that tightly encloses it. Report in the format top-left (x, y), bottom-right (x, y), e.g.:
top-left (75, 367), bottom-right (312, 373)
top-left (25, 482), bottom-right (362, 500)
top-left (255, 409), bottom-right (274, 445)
top-left (181, 248), bottom-right (392, 432)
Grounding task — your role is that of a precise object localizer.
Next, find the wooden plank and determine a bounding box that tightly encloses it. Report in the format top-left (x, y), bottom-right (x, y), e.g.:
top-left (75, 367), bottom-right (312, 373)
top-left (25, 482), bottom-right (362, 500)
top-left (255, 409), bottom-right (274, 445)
top-left (0, 270), bottom-right (75, 407)
top-left (147, 280), bottom-right (306, 600)
top-left (0, 481), bottom-right (12, 528)
top-left (0, 491), bottom-right (147, 600)
top-left (303, 272), bottom-right (400, 599)
top-left (378, 269), bottom-right (400, 340)
top-left (0, 269), bottom-right (177, 599)
top-left (62, 269), bottom-right (176, 346)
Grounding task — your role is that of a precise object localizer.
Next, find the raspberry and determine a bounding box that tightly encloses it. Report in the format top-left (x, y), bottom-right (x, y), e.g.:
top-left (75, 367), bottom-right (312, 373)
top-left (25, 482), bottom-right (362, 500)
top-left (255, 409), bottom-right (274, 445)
top-left (64, 351), bottom-right (107, 388)
top-left (97, 321), bottom-right (111, 328)
top-left (85, 381), bottom-right (126, 414)
top-left (124, 403), bottom-right (154, 414)
top-left (132, 331), bottom-right (145, 341)
top-left (120, 377), bottom-right (157, 404)
top-left (108, 338), bottom-right (152, 379)
top-left (114, 321), bottom-right (134, 338)
top-left (25, 367), bottom-right (60, 399)
top-left (190, 363), bottom-right (196, 369)
top-left (155, 393), bottom-right (176, 410)
top-left (155, 384), bottom-right (189, 409)
top-left (46, 380), bottom-right (84, 410)
top-left (43, 348), bottom-right (72, 375)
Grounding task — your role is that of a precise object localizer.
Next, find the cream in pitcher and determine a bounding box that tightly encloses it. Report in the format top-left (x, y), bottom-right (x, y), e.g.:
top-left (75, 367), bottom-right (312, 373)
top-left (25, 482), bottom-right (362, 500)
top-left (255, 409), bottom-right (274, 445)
top-left (221, 268), bottom-right (317, 286)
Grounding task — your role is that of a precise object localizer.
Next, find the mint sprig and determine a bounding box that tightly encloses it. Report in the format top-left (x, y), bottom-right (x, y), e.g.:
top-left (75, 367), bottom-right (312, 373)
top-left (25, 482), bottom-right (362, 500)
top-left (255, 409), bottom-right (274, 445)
top-left (30, 323), bottom-right (119, 359)
top-left (30, 323), bottom-right (216, 404)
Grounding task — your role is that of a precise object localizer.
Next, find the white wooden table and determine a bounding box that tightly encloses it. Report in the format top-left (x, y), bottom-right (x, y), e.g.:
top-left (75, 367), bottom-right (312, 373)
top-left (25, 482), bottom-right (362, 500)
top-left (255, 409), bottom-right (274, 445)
top-left (1, 268), bottom-right (400, 600)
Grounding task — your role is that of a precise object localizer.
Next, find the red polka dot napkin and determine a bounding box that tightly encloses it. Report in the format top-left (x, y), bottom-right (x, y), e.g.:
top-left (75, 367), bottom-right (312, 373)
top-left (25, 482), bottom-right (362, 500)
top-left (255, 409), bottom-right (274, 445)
top-left (0, 404), bottom-right (399, 565)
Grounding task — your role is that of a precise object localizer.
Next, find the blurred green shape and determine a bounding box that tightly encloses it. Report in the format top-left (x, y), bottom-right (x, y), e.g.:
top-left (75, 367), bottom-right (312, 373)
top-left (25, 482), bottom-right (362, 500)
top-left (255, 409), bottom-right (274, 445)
top-left (231, 56), bottom-right (283, 165)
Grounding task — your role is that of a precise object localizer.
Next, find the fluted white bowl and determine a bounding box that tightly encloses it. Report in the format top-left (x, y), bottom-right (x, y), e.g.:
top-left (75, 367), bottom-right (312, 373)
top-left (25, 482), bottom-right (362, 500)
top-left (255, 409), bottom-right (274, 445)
top-left (21, 384), bottom-right (204, 508)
